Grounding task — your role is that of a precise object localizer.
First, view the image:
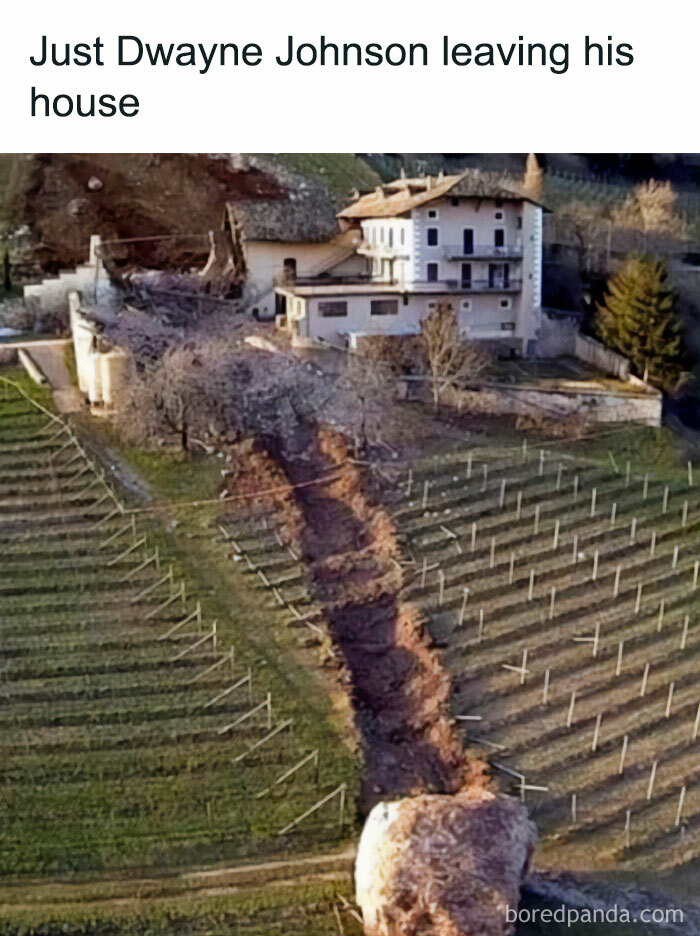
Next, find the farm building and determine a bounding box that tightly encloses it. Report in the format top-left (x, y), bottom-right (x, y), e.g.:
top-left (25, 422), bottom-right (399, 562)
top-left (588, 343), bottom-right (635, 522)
top-left (274, 170), bottom-right (545, 355)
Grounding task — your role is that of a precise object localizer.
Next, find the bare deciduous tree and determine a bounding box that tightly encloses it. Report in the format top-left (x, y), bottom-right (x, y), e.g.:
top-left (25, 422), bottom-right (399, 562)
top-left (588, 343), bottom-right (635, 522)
top-left (115, 340), bottom-right (249, 453)
top-left (555, 200), bottom-right (610, 275)
top-left (612, 179), bottom-right (688, 244)
top-left (420, 303), bottom-right (491, 413)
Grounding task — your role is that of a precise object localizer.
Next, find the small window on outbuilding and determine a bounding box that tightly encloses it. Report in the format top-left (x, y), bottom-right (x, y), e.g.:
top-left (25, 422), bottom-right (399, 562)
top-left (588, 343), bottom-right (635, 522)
top-left (318, 301), bottom-right (348, 318)
top-left (427, 228), bottom-right (439, 247)
top-left (283, 258), bottom-right (297, 276)
top-left (426, 262), bottom-right (439, 283)
top-left (370, 299), bottom-right (399, 316)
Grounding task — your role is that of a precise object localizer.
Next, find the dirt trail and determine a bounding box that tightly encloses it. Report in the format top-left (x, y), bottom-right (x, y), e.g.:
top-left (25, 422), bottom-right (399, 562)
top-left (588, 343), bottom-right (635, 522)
top-left (250, 426), bottom-right (489, 809)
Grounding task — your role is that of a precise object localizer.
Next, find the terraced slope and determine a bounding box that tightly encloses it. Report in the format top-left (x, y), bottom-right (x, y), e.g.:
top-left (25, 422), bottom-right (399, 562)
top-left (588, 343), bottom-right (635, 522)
top-left (0, 379), bottom-right (353, 880)
top-left (381, 445), bottom-right (700, 874)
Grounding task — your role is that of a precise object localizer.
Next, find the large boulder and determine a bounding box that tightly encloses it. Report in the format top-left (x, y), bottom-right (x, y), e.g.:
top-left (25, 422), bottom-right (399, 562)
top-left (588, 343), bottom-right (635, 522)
top-left (356, 789), bottom-right (536, 936)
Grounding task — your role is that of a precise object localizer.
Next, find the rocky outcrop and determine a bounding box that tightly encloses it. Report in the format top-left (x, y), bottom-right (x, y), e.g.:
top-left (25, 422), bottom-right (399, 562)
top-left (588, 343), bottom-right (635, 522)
top-left (356, 790), bottom-right (536, 936)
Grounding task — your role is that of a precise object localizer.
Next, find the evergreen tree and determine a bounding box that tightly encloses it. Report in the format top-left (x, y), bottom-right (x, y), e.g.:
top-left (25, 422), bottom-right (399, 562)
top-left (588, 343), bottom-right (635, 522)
top-left (596, 254), bottom-right (685, 392)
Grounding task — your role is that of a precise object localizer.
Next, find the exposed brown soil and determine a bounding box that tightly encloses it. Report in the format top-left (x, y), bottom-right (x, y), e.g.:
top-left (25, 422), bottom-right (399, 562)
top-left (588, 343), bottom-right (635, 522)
top-left (233, 426), bottom-right (490, 810)
top-left (8, 154), bottom-right (288, 274)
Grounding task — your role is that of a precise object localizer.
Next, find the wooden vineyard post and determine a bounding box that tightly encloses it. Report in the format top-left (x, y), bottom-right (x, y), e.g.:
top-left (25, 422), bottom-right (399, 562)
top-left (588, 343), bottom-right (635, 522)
top-left (681, 616), bottom-right (689, 650)
top-left (640, 663), bottom-right (650, 697)
top-left (459, 588), bottom-right (469, 626)
top-left (467, 453), bottom-right (473, 479)
top-left (539, 450), bottom-right (545, 477)
top-left (676, 786), bottom-right (686, 827)
top-left (630, 517), bottom-right (637, 544)
top-left (490, 536), bottom-right (496, 569)
top-left (666, 682), bottom-right (675, 718)
top-left (543, 668), bottom-right (550, 705)
top-left (516, 490), bottom-right (522, 520)
top-left (478, 608), bottom-right (485, 643)
top-left (471, 522), bottom-right (477, 552)
top-left (625, 461), bottom-right (631, 487)
top-left (693, 702), bottom-right (700, 742)
top-left (522, 439), bottom-right (527, 461)
top-left (438, 570), bottom-right (445, 606)
top-left (528, 569), bottom-right (535, 601)
top-left (572, 534), bottom-right (579, 564)
top-left (610, 502), bottom-right (617, 528)
top-left (552, 519), bottom-right (560, 551)
top-left (500, 478), bottom-right (507, 508)
top-left (549, 586), bottom-right (556, 620)
top-left (508, 552), bottom-right (515, 585)
top-left (482, 463), bottom-right (488, 492)
top-left (573, 475), bottom-right (579, 502)
top-left (422, 480), bottom-right (430, 509)
top-left (592, 550), bottom-right (599, 581)
top-left (689, 461), bottom-right (694, 488)
top-left (682, 500), bottom-right (688, 528)
top-left (591, 712), bottom-right (602, 752)
top-left (694, 561), bottom-right (699, 590)
top-left (613, 566), bottom-right (621, 598)
top-left (643, 474), bottom-right (649, 500)
top-left (650, 530), bottom-right (656, 558)
top-left (501, 648), bottom-right (528, 684)
top-left (590, 487), bottom-right (597, 518)
top-left (646, 760), bottom-right (658, 800)
top-left (556, 464), bottom-right (563, 491)
top-left (657, 599), bottom-right (665, 631)
top-left (672, 546), bottom-right (679, 570)
top-left (619, 734), bottom-right (629, 775)
top-left (635, 582), bottom-right (643, 614)
top-left (566, 691), bottom-right (577, 727)
top-left (624, 810), bottom-right (631, 848)
top-left (616, 640), bottom-right (624, 677)
top-left (406, 468), bottom-right (413, 497)
top-left (663, 487), bottom-right (669, 514)
top-left (533, 504), bottom-right (540, 535)
top-left (571, 793), bottom-right (577, 825)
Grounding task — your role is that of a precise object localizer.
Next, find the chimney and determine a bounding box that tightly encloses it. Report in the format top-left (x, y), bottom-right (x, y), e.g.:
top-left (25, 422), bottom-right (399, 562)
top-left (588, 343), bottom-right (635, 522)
top-left (426, 176), bottom-right (432, 191)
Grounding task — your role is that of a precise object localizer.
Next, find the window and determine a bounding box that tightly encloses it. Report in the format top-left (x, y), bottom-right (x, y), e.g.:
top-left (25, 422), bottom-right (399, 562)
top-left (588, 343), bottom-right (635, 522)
top-left (426, 227), bottom-right (439, 247)
top-left (500, 298), bottom-right (512, 310)
top-left (318, 301), bottom-right (348, 318)
top-left (517, 216), bottom-right (523, 229)
top-left (380, 227), bottom-right (385, 243)
top-left (461, 263), bottom-right (472, 288)
top-left (494, 228), bottom-right (505, 248)
top-left (426, 262), bottom-right (439, 283)
top-left (388, 228), bottom-right (394, 247)
top-left (400, 228), bottom-right (405, 245)
top-left (501, 322), bottom-right (515, 331)
top-left (462, 228), bottom-right (474, 255)
top-left (461, 299), bottom-right (472, 312)
top-left (370, 299), bottom-right (399, 316)
top-left (283, 257), bottom-right (297, 278)
top-left (428, 209), bottom-right (439, 219)
top-left (495, 211), bottom-right (503, 220)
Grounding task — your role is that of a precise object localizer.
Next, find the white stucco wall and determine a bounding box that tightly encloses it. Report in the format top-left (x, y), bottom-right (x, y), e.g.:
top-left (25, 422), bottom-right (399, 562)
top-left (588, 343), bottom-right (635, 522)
top-left (288, 290), bottom-right (520, 345)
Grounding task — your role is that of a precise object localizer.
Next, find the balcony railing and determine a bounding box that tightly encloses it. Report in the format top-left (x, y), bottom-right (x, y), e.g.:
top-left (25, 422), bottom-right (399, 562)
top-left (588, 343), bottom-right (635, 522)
top-left (274, 273), bottom-right (521, 293)
top-left (443, 244), bottom-right (523, 260)
top-left (414, 278), bottom-right (522, 293)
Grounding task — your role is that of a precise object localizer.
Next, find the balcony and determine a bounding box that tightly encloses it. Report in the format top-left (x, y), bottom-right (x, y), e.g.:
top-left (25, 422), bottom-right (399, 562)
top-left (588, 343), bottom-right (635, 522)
top-left (274, 273), bottom-right (521, 294)
top-left (413, 278), bottom-right (522, 293)
top-left (443, 244), bottom-right (523, 260)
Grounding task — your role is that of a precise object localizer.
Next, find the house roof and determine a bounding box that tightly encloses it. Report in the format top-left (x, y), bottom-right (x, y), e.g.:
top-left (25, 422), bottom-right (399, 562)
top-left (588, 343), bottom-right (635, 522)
top-left (225, 195), bottom-right (339, 243)
top-left (338, 169), bottom-right (547, 219)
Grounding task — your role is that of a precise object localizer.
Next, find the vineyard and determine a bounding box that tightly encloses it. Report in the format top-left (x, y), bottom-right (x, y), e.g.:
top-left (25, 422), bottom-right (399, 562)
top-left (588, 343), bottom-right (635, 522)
top-left (0, 376), bottom-right (355, 881)
top-left (378, 441), bottom-right (700, 874)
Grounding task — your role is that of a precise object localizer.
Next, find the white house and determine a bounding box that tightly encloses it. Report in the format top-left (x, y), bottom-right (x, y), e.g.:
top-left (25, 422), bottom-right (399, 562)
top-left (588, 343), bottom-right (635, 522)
top-left (274, 171), bottom-right (546, 355)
